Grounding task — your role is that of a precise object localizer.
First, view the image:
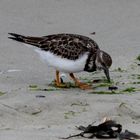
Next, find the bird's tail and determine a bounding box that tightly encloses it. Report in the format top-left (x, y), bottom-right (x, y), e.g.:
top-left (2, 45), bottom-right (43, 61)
top-left (8, 33), bottom-right (45, 47)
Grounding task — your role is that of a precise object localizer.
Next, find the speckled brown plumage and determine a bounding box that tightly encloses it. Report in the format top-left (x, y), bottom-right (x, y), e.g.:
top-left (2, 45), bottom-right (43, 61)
top-left (8, 33), bottom-right (112, 88)
top-left (8, 33), bottom-right (99, 60)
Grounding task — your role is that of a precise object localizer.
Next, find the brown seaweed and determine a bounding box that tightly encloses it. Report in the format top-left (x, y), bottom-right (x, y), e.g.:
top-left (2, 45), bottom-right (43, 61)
top-left (60, 120), bottom-right (122, 139)
top-left (60, 120), bottom-right (140, 139)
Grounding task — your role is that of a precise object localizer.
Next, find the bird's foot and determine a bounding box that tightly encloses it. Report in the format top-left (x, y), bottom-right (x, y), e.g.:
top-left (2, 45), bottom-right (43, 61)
top-left (69, 73), bottom-right (92, 90)
top-left (54, 80), bottom-right (67, 88)
top-left (76, 82), bottom-right (92, 90)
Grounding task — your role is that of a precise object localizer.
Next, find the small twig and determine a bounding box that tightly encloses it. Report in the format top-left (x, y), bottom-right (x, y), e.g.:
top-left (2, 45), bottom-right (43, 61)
top-left (91, 121), bottom-right (96, 125)
top-left (59, 133), bottom-right (83, 139)
top-left (90, 32), bottom-right (96, 35)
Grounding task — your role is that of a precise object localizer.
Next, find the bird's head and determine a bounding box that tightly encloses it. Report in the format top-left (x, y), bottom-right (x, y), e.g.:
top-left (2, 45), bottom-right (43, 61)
top-left (95, 49), bottom-right (112, 82)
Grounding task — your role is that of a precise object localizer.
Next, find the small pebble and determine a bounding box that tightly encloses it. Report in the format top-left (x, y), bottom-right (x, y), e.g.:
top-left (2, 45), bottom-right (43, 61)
top-left (90, 32), bottom-right (96, 35)
top-left (36, 95), bottom-right (46, 98)
top-left (93, 79), bottom-right (102, 83)
top-left (108, 86), bottom-right (118, 90)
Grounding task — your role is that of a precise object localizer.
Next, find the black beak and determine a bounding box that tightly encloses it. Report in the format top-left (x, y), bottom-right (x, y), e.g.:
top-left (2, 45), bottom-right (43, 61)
top-left (103, 67), bottom-right (110, 82)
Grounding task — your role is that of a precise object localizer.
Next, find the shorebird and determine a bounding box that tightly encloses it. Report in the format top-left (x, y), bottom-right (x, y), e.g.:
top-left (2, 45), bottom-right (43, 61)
top-left (8, 33), bottom-right (112, 89)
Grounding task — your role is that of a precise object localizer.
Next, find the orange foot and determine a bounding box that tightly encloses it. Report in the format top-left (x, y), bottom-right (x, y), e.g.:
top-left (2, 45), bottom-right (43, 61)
top-left (69, 73), bottom-right (91, 90)
top-left (76, 82), bottom-right (91, 90)
top-left (54, 80), bottom-right (67, 88)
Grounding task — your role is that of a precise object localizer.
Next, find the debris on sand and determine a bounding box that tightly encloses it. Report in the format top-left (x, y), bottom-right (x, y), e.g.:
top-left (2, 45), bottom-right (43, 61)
top-left (136, 55), bottom-right (140, 61)
top-left (36, 95), bottom-right (46, 98)
top-left (108, 86), bottom-right (118, 91)
top-left (60, 119), bottom-right (140, 139)
top-left (90, 32), bottom-right (96, 35)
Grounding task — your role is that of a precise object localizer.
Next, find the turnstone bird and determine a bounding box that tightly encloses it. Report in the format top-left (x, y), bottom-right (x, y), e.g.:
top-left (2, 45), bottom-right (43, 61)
top-left (8, 33), bottom-right (112, 89)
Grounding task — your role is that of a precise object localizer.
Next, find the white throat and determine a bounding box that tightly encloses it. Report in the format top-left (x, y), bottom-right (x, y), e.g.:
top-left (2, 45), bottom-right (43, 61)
top-left (95, 51), bottom-right (103, 70)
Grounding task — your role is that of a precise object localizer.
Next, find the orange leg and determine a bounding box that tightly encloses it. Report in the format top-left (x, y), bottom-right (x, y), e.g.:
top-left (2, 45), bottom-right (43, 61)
top-left (69, 73), bottom-right (91, 90)
top-left (55, 70), bottom-right (66, 88)
top-left (55, 70), bottom-right (60, 86)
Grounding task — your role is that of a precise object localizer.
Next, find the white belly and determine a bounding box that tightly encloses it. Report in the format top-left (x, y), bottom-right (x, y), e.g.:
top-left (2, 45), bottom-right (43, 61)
top-left (35, 49), bottom-right (88, 73)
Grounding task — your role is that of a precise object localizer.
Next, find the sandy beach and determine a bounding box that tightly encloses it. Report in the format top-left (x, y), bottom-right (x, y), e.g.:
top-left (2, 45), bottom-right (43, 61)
top-left (0, 0), bottom-right (140, 139)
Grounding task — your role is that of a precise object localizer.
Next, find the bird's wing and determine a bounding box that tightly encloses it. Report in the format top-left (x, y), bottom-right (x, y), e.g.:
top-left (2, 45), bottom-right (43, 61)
top-left (8, 33), bottom-right (46, 46)
top-left (8, 33), bottom-right (99, 60)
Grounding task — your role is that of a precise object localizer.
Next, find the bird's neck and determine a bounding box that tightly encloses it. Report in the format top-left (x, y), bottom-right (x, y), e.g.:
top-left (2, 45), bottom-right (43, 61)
top-left (84, 52), bottom-right (97, 72)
